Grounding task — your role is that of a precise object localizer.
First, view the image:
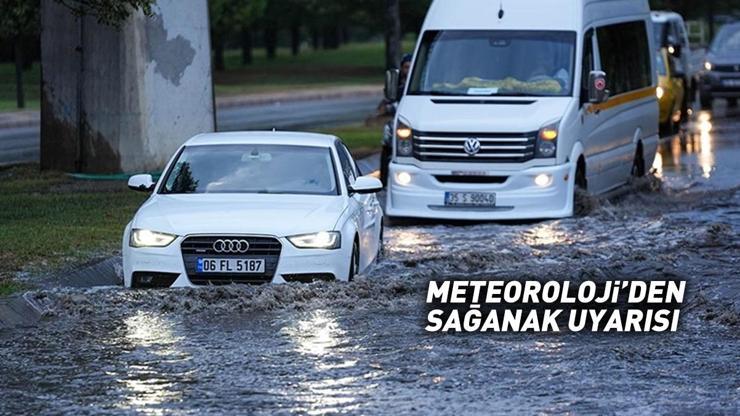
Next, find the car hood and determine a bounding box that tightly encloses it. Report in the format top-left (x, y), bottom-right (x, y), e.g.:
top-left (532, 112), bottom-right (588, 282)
top-left (707, 50), bottom-right (740, 66)
top-left (132, 194), bottom-right (347, 237)
top-left (397, 96), bottom-right (572, 132)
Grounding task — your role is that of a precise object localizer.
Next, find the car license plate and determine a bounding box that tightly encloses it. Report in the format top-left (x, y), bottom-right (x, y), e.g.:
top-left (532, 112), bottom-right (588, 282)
top-left (722, 79), bottom-right (740, 87)
top-left (197, 258), bottom-right (265, 273)
top-left (444, 192), bottom-right (496, 207)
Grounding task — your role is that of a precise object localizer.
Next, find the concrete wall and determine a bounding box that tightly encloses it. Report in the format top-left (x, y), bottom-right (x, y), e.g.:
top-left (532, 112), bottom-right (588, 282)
top-left (40, 0), bottom-right (214, 173)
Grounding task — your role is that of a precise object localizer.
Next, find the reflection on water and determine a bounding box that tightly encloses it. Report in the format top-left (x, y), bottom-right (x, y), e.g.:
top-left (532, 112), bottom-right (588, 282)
top-left (521, 222), bottom-right (572, 247)
top-left (654, 109), bottom-right (733, 188)
top-left (280, 310), bottom-right (375, 415)
top-left (386, 229), bottom-right (441, 254)
top-left (118, 313), bottom-right (191, 415)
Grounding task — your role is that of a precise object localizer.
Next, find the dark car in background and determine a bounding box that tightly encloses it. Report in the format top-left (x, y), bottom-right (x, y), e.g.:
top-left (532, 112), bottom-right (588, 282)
top-left (697, 22), bottom-right (740, 109)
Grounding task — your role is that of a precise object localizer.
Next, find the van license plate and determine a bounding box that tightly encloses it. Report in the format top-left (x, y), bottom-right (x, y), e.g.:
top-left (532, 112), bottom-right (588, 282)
top-left (197, 258), bottom-right (265, 273)
top-left (444, 192), bottom-right (496, 207)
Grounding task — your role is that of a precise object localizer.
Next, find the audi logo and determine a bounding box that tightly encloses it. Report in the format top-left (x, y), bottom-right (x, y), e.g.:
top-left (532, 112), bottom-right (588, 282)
top-left (464, 138), bottom-right (481, 156)
top-left (213, 239), bottom-right (250, 253)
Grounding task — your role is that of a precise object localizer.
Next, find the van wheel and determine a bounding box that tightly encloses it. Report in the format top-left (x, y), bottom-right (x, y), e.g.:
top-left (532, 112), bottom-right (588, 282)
top-left (573, 159), bottom-right (590, 217)
top-left (631, 144), bottom-right (646, 177)
top-left (348, 238), bottom-right (359, 282)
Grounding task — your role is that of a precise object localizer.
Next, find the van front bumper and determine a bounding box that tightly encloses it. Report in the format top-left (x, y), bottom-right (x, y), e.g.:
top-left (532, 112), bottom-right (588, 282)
top-left (385, 161), bottom-right (575, 220)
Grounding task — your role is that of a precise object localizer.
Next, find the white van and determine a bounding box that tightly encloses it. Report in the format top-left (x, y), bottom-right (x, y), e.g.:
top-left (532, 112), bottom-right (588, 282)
top-left (384, 0), bottom-right (659, 220)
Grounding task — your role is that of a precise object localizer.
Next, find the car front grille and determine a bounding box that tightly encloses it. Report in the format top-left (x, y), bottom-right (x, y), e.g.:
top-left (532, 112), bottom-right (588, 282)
top-left (713, 64), bottom-right (740, 73)
top-left (412, 131), bottom-right (537, 163)
top-left (181, 236), bottom-right (282, 285)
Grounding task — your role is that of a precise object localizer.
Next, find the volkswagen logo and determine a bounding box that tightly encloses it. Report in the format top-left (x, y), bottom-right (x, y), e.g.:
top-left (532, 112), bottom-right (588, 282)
top-left (213, 239), bottom-right (250, 254)
top-left (464, 138), bottom-right (481, 156)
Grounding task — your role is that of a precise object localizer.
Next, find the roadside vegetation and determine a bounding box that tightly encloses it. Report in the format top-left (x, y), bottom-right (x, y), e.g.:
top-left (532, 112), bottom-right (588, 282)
top-left (0, 62), bottom-right (40, 112)
top-left (0, 40), bottom-right (415, 112)
top-left (0, 125), bottom-right (381, 295)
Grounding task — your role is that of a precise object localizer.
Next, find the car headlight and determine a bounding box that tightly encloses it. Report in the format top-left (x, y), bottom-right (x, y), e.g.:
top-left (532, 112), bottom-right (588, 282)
top-left (287, 231), bottom-right (341, 250)
top-left (536, 121), bottom-right (559, 158)
top-left (704, 61), bottom-right (713, 71)
top-left (130, 229), bottom-right (177, 248)
top-left (656, 86), bottom-right (665, 99)
top-left (395, 119), bottom-right (414, 157)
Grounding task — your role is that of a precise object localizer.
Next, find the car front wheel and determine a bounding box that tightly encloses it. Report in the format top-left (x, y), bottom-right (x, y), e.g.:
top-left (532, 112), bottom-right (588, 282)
top-left (348, 239), bottom-right (359, 282)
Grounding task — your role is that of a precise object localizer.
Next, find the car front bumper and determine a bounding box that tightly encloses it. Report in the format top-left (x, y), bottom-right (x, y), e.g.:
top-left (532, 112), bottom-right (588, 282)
top-left (385, 161), bottom-right (575, 220)
top-left (123, 235), bottom-right (353, 288)
top-left (699, 71), bottom-right (740, 97)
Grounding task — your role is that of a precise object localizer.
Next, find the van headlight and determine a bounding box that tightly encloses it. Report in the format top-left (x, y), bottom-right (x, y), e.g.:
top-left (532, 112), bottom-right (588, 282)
top-left (536, 121), bottom-right (559, 158)
top-left (288, 231), bottom-right (341, 250)
top-left (130, 229), bottom-right (177, 248)
top-left (395, 120), bottom-right (414, 157)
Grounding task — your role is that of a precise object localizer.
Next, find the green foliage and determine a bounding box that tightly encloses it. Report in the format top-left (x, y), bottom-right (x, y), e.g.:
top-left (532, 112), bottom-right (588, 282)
top-left (54, 0), bottom-right (156, 26)
top-left (0, 0), bottom-right (40, 38)
top-left (210, 0), bottom-right (267, 35)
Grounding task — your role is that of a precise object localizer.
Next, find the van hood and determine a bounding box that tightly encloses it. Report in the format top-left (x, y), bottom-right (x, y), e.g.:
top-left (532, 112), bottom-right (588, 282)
top-left (398, 96), bottom-right (572, 133)
top-left (132, 194), bottom-right (346, 237)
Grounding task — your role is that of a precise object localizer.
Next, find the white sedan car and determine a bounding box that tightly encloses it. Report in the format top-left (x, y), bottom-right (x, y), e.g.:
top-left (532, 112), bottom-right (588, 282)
top-left (122, 132), bottom-right (384, 288)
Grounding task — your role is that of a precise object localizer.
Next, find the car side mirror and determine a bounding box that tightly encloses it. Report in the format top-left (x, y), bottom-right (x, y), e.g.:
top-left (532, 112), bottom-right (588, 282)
top-left (128, 174), bottom-right (155, 192)
top-left (349, 175), bottom-right (383, 195)
top-left (384, 69), bottom-right (400, 102)
top-left (668, 43), bottom-right (682, 58)
top-left (588, 71), bottom-right (609, 104)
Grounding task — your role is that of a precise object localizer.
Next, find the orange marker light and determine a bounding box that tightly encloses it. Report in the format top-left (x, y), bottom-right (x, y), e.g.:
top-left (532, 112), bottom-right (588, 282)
top-left (540, 129), bottom-right (558, 141)
top-left (396, 127), bottom-right (412, 139)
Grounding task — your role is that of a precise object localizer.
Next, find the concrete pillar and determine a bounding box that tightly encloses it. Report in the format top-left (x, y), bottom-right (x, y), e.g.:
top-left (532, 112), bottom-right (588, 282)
top-left (40, 0), bottom-right (214, 173)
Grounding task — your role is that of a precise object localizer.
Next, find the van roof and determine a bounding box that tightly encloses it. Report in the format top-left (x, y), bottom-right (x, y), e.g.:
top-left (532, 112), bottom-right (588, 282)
top-left (651, 11), bottom-right (685, 23)
top-left (423, 0), bottom-right (650, 31)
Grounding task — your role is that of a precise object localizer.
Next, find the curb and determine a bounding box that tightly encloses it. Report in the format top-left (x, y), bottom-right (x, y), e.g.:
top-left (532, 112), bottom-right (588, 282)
top-left (0, 293), bottom-right (44, 330)
top-left (215, 85), bottom-right (382, 109)
top-left (0, 87), bottom-right (383, 130)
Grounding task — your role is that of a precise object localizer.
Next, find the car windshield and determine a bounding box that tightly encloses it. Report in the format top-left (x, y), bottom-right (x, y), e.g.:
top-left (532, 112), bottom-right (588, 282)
top-left (408, 30), bottom-right (576, 97)
top-left (711, 25), bottom-right (740, 53)
top-left (161, 145), bottom-right (338, 195)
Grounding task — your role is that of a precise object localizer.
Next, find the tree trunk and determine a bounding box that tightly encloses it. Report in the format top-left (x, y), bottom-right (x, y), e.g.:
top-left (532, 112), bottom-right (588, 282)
top-left (311, 28), bottom-right (321, 50)
top-left (385, 0), bottom-right (402, 70)
top-left (322, 26), bottom-right (340, 49)
top-left (13, 37), bottom-right (25, 109)
top-left (707, 0), bottom-right (716, 42)
top-left (265, 27), bottom-right (278, 60)
top-left (290, 23), bottom-right (301, 56)
top-left (213, 32), bottom-right (225, 71)
top-left (241, 27), bottom-right (253, 65)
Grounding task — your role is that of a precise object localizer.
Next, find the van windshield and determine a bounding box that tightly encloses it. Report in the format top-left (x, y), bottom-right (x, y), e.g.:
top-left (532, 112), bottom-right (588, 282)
top-left (408, 30), bottom-right (576, 97)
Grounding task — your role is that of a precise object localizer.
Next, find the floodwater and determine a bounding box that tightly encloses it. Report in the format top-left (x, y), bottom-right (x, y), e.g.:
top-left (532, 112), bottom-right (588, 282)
top-left (1, 106), bottom-right (739, 415)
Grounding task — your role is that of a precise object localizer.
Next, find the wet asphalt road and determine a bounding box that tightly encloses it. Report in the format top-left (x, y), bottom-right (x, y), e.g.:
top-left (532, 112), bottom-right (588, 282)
top-left (0, 95), bottom-right (380, 166)
top-left (0, 104), bottom-right (738, 415)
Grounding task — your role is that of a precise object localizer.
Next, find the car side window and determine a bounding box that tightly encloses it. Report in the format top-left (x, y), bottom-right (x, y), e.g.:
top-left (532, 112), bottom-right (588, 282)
top-left (336, 143), bottom-right (356, 187)
top-left (580, 29), bottom-right (594, 106)
top-left (341, 143), bottom-right (362, 177)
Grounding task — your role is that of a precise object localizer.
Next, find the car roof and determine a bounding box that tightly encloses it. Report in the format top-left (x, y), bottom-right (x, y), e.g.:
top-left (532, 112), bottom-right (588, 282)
top-left (184, 131), bottom-right (339, 148)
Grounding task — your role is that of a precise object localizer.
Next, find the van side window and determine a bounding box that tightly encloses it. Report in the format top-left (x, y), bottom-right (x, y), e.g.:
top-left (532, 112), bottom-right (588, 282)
top-left (580, 29), bottom-right (594, 106)
top-left (597, 21), bottom-right (652, 95)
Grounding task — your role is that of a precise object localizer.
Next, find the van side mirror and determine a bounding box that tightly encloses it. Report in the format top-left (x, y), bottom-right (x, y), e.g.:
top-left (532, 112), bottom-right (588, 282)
top-left (588, 71), bottom-right (609, 104)
top-left (128, 174), bottom-right (155, 192)
top-left (384, 69), bottom-right (400, 102)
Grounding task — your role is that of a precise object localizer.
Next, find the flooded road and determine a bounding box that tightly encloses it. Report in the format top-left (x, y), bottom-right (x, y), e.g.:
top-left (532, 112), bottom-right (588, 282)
top-left (1, 107), bottom-right (739, 415)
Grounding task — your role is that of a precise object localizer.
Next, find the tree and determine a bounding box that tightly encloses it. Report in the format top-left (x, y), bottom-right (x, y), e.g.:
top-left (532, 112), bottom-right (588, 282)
top-left (209, 0), bottom-right (266, 68)
top-left (0, 0), bottom-right (40, 109)
top-left (53, 0), bottom-right (154, 26)
top-left (385, 0), bottom-right (401, 70)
